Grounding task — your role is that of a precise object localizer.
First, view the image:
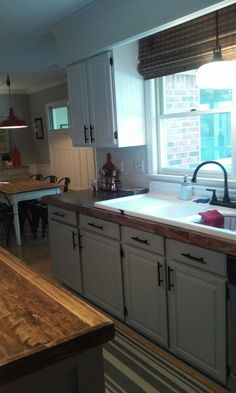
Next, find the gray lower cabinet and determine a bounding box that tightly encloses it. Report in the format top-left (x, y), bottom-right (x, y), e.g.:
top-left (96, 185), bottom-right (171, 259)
top-left (122, 226), bottom-right (168, 347)
top-left (48, 206), bottom-right (228, 384)
top-left (48, 206), bottom-right (82, 294)
top-left (167, 239), bottom-right (227, 383)
top-left (80, 214), bottom-right (124, 320)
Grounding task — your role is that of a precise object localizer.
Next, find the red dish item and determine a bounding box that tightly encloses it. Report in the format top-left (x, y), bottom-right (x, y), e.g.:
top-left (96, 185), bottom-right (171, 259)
top-left (198, 209), bottom-right (224, 228)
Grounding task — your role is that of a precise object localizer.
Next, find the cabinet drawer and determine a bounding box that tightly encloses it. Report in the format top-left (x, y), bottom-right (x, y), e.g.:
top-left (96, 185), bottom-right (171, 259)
top-left (80, 214), bottom-right (120, 240)
top-left (122, 226), bottom-right (164, 255)
top-left (48, 205), bottom-right (77, 226)
top-left (166, 239), bottom-right (226, 276)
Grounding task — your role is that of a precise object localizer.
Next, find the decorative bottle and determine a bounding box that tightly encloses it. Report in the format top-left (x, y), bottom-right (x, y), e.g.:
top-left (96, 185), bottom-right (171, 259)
top-left (179, 175), bottom-right (192, 201)
top-left (12, 145), bottom-right (21, 167)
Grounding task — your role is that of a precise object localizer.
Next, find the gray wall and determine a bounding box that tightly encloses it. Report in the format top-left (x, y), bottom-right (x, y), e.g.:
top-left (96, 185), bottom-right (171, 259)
top-left (0, 94), bottom-right (34, 164)
top-left (29, 83), bottom-right (68, 164)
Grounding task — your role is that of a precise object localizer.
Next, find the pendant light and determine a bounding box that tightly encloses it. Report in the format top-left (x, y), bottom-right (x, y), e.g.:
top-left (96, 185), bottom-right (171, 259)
top-left (0, 74), bottom-right (28, 129)
top-left (196, 11), bottom-right (234, 89)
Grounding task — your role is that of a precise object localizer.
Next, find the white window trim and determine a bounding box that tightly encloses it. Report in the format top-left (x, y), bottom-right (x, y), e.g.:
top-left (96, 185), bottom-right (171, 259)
top-left (46, 99), bottom-right (71, 132)
top-left (145, 78), bottom-right (236, 190)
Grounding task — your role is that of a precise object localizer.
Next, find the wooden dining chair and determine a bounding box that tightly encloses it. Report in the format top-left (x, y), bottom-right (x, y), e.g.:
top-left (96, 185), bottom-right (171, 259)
top-left (32, 177), bottom-right (70, 238)
top-left (43, 175), bottom-right (58, 183)
top-left (25, 173), bottom-right (57, 234)
top-left (29, 173), bottom-right (43, 181)
top-left (58, 177), bottom-right (70, 193)
top-left (19, 174), bottom-right (44, 236)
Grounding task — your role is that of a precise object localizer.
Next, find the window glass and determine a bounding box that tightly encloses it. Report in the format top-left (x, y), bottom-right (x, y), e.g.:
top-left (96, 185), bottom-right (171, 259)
top-left (48, 104), bottom-right (70, 130)
top-left (158, 70), bottom-right (234, 176)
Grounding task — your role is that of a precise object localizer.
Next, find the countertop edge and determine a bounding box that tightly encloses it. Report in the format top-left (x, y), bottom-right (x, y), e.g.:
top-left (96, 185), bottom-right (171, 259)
top-left (45, 194), bottom-right (236, 256)
top-left (0, 247), bottom-right (115, 386)
top-left (1, 323), bottom-right (114, 386)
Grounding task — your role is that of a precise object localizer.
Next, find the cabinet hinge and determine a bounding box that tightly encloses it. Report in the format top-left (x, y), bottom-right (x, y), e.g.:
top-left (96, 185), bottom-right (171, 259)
top-left (124, 307), bottom-right (128, 316)
top-left (227, 365), bottom-right (231, 377)
top-left (114, 131), bottom-right (118, 139)
top-left (109, 57), bottom-right (113, 66)
top-left (120, 247), bottom-right (125, 258)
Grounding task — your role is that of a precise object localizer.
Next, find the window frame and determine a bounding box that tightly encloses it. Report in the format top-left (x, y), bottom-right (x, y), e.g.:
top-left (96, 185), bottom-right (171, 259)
top-left (46, 100), bottom-right (71, 132)
top-left (146, 76), bottom-right (236, 182)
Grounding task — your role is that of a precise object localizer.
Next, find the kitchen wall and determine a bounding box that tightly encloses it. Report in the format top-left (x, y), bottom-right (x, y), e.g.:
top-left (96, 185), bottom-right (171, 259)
top-left (96, 146), bottom-right (149, 188)
top-left (1, 1), bottom-right (229, 186)
top-left (51, 0), bottom-right (232, 188)
top-left (0, 94), bottom-right (34, 164)
top-left (29, 83), bottom-right (68, 165)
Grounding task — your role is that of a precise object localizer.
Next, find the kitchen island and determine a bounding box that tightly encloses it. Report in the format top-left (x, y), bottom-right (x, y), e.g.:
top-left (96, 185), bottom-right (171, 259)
top-left (0, 247), bottom-right (114, 393)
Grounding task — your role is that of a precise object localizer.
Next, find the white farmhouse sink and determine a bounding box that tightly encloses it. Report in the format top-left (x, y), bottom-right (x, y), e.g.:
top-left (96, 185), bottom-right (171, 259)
top-left (140, 203), bottom-right (206, 219)
top-left (94, 182), bottom-right (236, 241)
top-left (94, 193), bottom-right (210, 223)
top-left (95, 194), bottom-right (174, 214)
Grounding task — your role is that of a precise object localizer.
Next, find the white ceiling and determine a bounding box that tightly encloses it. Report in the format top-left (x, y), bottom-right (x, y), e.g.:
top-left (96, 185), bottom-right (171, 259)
top-left (0, 0), bottom-right (97, 93)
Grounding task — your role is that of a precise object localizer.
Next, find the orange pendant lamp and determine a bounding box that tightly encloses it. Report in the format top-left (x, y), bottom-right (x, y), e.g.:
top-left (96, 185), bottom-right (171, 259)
top-left (0, 75), bottom-right (28, 129)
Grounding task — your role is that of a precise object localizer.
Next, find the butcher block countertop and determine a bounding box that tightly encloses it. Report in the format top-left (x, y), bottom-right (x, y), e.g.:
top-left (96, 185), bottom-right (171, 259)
top-left (0, 247), bottom-right (114, 386)
top-left (44, 190), bottom-right (236, 256)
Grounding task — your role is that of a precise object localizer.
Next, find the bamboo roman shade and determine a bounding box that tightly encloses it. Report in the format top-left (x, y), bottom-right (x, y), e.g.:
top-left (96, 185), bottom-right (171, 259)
top-left (138, 3), bottom-right (236, 80)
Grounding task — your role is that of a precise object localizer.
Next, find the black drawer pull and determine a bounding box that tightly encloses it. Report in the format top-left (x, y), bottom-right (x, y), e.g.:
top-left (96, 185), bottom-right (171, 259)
top-left (181, 252), bottom-right (206, 264)
top-left (88, 222), bottom-right (104, 230)
top-left (84, 125), bottom-right (89, 143)
top-left (72, 231), bottom-right (78, 249)
top-left (168, 266), bottom-right (174, 291)
top-left (52, 212), bottom-right (65, 218)
top-left (131, 236), bottom-right (149, 245)
top-left (157, 262), bottom-right (164, 286)
top-left (90, 125), bottom-right (95, 142)
top-left (79, 234), bottom-right (83, 250)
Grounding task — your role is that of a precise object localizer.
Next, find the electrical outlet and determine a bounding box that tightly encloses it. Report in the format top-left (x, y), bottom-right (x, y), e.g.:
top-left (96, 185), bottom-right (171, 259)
top-left (134, 159), bottom-right (144, 173)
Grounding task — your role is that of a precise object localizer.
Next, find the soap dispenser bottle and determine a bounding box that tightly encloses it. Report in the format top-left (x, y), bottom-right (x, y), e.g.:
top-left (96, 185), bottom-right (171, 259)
top-left (179, 175), bottom-right (192, 201)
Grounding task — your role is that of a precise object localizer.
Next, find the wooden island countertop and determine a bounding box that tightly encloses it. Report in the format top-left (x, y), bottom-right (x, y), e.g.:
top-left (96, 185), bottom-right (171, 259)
top-left (0, 248), bottom-right (114, 387)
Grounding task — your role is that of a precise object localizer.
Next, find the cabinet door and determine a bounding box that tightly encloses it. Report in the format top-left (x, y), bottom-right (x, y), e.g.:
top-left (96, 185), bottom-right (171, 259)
top-left (49, 220), bottom-right (82, 294)
top-left (81, 231), bottom-right (124, 319)
top-left (87, 52), bottom-right (116, 147)
top-left (67, 62), bottom-right (90, 146)
top-left (123, 245), bottom-right (168, 347)
top-left (167, 259), bottom-right (226, 383)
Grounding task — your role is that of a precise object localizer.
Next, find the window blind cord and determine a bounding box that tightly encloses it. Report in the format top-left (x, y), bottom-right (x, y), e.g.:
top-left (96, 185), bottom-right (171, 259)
top-left (214, 11), bottom-right (222, 61)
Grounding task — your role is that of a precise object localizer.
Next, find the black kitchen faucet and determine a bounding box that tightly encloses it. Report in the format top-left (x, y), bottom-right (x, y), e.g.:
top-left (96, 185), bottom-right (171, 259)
top-left (191, 160), bottom-right (236, 208)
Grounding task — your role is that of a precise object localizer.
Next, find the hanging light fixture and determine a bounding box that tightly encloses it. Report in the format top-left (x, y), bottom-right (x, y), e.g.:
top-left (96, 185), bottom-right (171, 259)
top-left (0, 74), bottom-right (28, 129)
top-left (196, 11), bottom-right (235, 89)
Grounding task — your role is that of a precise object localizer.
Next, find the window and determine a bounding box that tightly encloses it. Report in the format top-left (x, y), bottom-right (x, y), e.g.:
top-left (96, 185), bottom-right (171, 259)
top-left (47, 100), bottom-right (70, 131)
top-left (154, 70), bottom-right (236, 178)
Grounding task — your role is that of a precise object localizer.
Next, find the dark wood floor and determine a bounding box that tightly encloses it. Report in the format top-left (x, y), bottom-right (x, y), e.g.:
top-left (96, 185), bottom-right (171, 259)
top-left (2, 224), bottom-right (56, 282)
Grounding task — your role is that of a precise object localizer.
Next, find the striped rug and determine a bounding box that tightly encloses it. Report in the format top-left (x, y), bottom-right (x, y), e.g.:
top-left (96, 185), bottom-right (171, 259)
top-left (103, 327), bottom-right (224, 393)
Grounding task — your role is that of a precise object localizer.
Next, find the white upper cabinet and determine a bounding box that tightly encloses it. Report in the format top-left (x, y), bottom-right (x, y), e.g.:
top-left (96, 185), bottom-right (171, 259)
top-left (112, 42), bottom-right (146, 147)
top-left (67, 61), bottom-right (89, 146)
top-left (86, 52), bottom-right (116, 147)
top-left (67, 42), bottom-right (146, 148)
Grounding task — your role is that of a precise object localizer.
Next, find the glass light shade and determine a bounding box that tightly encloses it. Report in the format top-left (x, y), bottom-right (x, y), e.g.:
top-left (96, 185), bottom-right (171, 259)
top-left (196, 60), bottom-right (236, 89)
top-left (0, 108), bottom-right (28, 129)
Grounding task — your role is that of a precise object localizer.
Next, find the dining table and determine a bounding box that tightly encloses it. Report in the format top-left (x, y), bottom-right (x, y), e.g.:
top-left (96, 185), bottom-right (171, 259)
top-left (0, 179), bottom-right (61, 246)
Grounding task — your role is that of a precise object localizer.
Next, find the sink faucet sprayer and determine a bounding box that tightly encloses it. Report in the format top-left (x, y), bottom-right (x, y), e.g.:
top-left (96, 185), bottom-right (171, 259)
top-left (191, 160), bottom-right (233, 207)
